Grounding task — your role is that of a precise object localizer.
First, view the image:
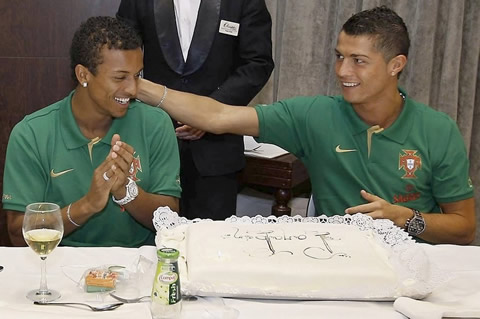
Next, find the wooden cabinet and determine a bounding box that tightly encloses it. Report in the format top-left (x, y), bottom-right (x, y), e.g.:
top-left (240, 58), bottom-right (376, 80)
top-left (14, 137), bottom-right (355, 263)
top-left (241, 154), bottom-right (310, 216)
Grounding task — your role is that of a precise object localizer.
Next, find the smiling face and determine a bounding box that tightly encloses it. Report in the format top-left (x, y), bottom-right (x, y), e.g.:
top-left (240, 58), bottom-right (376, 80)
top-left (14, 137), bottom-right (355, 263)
top-left (84, 46), bottom-right (143, 119)
top-left (335, 31), bottom-right (397, 106)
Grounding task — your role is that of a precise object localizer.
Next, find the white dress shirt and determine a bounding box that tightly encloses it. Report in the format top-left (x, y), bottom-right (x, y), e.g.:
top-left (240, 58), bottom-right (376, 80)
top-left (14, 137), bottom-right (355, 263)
top-left (173, 0), bottom-right (201, 62)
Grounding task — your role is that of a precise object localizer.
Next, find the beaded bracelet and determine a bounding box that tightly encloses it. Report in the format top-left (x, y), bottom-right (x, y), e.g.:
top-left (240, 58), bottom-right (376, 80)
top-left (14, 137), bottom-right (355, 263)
top-left (66, 203), bottom-right (81, 227)
top-left (156, 85), bottom-right (168, 107)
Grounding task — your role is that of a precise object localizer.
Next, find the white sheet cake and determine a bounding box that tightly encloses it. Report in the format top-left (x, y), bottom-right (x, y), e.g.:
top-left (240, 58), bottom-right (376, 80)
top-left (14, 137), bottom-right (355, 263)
top-left (154, 210), bottom-right (435, 300)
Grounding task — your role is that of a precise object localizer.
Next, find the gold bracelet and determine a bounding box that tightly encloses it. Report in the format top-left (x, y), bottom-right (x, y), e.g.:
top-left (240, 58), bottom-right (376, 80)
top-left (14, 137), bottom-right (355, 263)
top-left (156, 85), bottom-right (168, 107)
top-left (66, 203), bottom-right (81, 227)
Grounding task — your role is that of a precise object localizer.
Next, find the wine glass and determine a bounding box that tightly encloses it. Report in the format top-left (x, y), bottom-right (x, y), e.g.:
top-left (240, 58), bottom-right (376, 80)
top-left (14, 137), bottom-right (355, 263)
top-left (22, 202), bottom-right (64, 302)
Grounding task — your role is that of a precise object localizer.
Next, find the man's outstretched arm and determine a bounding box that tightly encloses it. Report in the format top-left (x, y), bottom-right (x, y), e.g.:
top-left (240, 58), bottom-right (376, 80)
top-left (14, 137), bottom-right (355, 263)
top-left (137, 78), bottom-right (260, 137)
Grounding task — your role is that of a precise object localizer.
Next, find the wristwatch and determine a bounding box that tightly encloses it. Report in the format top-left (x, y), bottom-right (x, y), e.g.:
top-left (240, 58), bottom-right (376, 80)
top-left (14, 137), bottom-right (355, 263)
top-left (112, 177), bottom-right (138, 206)
top-left (404, 209), bottom-right (426, 236)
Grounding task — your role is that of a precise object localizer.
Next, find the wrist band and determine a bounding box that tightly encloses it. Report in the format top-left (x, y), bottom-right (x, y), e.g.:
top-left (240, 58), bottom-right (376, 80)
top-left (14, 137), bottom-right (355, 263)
top-left (156, 85), bottom-right (168, 107)
top-left (66, 203), bottom-right (81, 227)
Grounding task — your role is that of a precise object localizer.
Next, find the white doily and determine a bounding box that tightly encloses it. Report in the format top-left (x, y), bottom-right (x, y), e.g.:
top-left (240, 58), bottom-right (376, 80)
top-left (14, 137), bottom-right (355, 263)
top-left (152, 207), bottom-right (445, 300)
top-left (153, 206), bottom-right (411, 247)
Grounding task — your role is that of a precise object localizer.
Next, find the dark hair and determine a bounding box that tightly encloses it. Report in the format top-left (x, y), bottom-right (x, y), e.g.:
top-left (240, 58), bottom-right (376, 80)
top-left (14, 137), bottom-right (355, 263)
top-left (69, 16), bottom-right (142, 81)
top-left (342, 6), bottom-right (410, 61)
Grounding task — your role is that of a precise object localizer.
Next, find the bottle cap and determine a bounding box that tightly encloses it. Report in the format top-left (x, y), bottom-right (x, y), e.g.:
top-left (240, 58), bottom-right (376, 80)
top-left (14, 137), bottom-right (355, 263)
top-left (157, 248), bottom-right (179, 259)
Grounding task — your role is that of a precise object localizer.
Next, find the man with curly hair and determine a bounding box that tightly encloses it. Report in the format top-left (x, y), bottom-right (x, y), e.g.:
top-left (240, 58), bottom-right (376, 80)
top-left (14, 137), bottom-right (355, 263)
top-left (136, 6), bottom-right (476, 245)
top-left (3, 16), bottom-right (181, 247)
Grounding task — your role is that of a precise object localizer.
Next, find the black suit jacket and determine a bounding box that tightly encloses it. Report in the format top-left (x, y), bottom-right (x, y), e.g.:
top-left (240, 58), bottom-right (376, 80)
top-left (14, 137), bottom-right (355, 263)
top-left (117, 0), bottom-right (274, 176)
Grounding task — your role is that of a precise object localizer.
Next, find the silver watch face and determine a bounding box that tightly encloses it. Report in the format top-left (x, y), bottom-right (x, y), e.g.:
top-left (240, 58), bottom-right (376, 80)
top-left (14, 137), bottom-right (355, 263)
top-left (127, 179), bottom-right (139, 197)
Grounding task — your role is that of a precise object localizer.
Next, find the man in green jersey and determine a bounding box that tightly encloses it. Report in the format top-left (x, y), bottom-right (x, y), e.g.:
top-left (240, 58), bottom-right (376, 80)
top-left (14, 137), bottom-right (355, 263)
top-left (2, 17), bottom-right (181, 247)
top-left (135, 6), bottom-right (476, 245)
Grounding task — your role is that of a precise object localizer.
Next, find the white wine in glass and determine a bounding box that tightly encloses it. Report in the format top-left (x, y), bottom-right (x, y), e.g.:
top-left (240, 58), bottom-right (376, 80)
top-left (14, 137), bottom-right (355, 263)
top-left (22, 202), bottom-right (64, 302)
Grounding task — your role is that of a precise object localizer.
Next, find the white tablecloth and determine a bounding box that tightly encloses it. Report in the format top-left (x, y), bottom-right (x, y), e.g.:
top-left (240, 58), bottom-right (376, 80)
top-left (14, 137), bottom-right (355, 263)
top-left (1, 244), bottom-right (479, 319)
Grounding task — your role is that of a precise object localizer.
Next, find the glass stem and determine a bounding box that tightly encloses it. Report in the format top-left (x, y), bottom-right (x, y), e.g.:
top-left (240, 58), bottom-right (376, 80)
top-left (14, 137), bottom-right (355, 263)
top-left (38, 256), bottom-right (49, 294)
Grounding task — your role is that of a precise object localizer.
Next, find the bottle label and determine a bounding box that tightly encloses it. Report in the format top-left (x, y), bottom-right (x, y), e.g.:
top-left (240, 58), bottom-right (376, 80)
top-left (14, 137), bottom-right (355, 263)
top-left (152, 262), bottom-right (181, 305)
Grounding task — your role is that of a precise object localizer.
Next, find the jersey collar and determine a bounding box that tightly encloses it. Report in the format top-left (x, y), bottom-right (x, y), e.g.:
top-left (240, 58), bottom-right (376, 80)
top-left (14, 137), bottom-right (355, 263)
top-left (381, 88), bottom-right (415, 144)
top-left (341, 87), bottom-right (414, 144)
top-left (59, 90), bottom-right (124, 149)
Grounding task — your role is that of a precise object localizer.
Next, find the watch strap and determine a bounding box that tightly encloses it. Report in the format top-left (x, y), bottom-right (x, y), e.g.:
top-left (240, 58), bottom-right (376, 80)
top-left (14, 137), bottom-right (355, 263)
top-left (112, 178), bottom-right (138, 206)
top-left (404, 210), bottom-right (415, 230)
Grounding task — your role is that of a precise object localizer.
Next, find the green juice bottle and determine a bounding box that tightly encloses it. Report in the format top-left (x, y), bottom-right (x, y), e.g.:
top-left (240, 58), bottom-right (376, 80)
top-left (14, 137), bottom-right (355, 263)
top-left (150, 248), bottom-right (182, 318)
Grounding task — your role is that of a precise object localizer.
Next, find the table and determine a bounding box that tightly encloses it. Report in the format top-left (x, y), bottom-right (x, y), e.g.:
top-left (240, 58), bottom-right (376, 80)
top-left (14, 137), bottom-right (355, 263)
top-left (241, 153), bottom-right (310, 216)
top-left (1, 244), bottom-right (479, 319)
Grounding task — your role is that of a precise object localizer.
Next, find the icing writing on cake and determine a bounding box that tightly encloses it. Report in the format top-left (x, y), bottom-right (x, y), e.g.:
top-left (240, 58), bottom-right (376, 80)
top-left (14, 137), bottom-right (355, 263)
top-left (221, 227), bottom-right (349, 260)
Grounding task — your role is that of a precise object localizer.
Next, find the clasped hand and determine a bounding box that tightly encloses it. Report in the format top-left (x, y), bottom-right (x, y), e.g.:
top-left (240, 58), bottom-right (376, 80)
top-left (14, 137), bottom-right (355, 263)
top-left (86, 134), bottom-right (135, 213)
top-left (175, 122), bottom-right (205, 140)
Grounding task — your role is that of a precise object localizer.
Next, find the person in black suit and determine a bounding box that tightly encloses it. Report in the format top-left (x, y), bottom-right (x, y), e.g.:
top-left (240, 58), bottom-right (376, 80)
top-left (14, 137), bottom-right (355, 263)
top-left (117, 0), bottom-right (274, 220)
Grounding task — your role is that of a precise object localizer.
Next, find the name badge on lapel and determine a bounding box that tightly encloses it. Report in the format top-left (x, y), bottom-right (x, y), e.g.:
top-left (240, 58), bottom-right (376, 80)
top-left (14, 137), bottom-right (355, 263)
top-left (219, 20), bottom-right (240, 36)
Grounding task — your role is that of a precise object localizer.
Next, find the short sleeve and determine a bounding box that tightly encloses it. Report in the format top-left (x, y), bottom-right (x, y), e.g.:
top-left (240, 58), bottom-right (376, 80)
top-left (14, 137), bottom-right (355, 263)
top-left (2, 122), bottom-right (48, 212)
top-left (144, 108), bottom-right (181, 198)
top-left (431, 117), bottom-right (474, 203)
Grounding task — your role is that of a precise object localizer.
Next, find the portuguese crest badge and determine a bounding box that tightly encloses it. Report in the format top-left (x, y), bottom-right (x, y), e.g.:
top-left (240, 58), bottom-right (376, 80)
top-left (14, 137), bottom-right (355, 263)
top-left (129, 154), bottom-right (142, 182)
top-left (399, 150), bottom-right (422, 178)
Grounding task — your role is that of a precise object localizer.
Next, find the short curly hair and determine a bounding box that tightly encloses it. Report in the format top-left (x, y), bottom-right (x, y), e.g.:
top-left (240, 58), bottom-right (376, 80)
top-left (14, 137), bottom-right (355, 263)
top-left (69, 16), bottom-right (143, 82)
top-left (342, 6), bottom-right (410, 62)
